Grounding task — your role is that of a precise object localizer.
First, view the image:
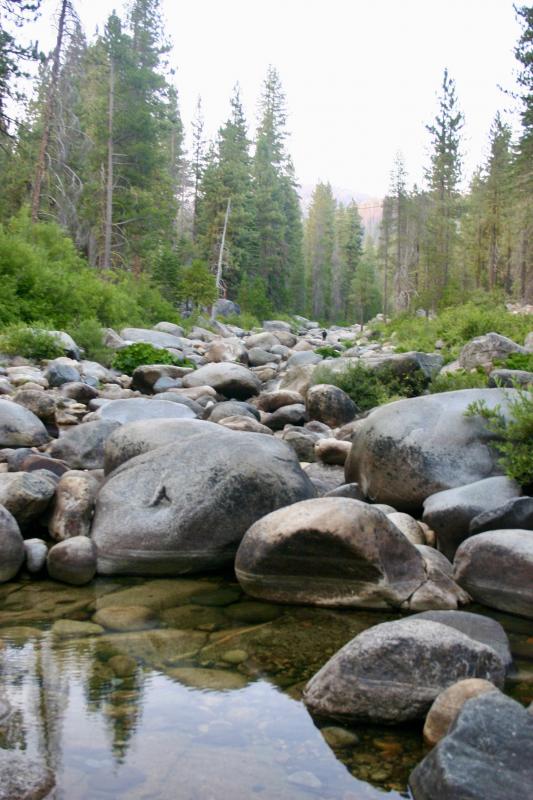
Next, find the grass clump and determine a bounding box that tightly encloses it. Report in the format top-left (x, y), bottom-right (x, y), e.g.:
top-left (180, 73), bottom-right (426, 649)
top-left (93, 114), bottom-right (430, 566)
top-left (311, 361), bottom-right (428, 411)
top-left (429, 368), bottom-right (488, 393)
top-left (112, 342), bottom-right (196, 376)
top-left (315, 345), bottom-right (341, 358)
top-left (465, 388), bottom-right (533, 486)
top-left (71, 319), bottom-right (114, 367)
top-left (0, 324), bottom-right (65, 360)
top-left (498, 352), bottom-right (533, 372)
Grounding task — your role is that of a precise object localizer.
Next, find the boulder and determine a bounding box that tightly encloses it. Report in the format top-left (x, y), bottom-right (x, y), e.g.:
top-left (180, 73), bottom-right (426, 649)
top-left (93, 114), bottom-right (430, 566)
top-left (408, 549), bottom-right (471, 611)
top-left (0, 749), bottom-right (55, 800)
top-left (469, 496), bottom-right (533, 534)
top-left (454, 530), bottom-right (533, 618)
top-left (92, 429), bottom-right (316, 575)
top-left (459, 332), bottom-right (527, 371)
top-left (0, 505), bottom-right (24, 582)
top-left (0, 400), bottom-right (50, 448)
top-left (272, 330), bottom-right (297, 348)
top-left (409, 691), bottom-right (533, 800)
top-left (304, 462), bottom-right (346, 494)
top-left (182, 363), bottom-right (261, 399)
top-left (280, 428), bottom-right (319, 461)
top-left (204, 338), bottom-right (248, 364)
top-left (387, 512), bottom-right (425, 545)
top-left (60, 381), bottom-right (99, 404)
top-left (314, 438), bottom-right (351, 466)
top-left (279, 364), bottom-right (317, 396)
top-left (488, 368), bottom-right (533, 388)
top-left (244, 332), bottom-right (279, 350)
top-left (247, 346), bottom-right (279, 367)
top-left (263, 320), bottom-right (292, 332)
top-left (306, 384), bottom-right (358, 427)
top-left (0, 471), bottom-right (56, 527)
top-left (103, 418), bottom-right (221, 474)
top-left (47, 536), bottom-right (97, 585)
top-left (13, 389), bottom-right (56, 422)
top-left (235, 498), bottom-right (430, 608)
top-left (256, 390), bottom-right (305, 412)
top-left (48, 419), bottom-right (120, 470)
top-left (24, 538), bottom-right (48, 573)
top-left (131, 364), bottom-right (194, 394)
top-left (218, 416), bottom-right (273, 435)
top-left (207, 400), bottom-right (260, 424)
top-left (120, 327), bottom-right (186, 349)
top-left (324, 483), bottom-right (365, 500)
top-left (423, 678), bottom-right (498, 746)
top-left (43, 358), bottom-right (80, 387)
top-left (345, 389), bottom-right (518, 511)
top-left (303, 618), bottom-right (506, 723)
top-left (48, 470), bottom-right (101, 540)
top-left (94, 397), bottom-right (196, 424)
top-left (265, 403), bottom-right (308, 430)
top-left (287, 351), bottom-right (322, 368)
top-left (422, 476), bottom-right (521, 560)
top-left (153, 321), bottom-right (185, 337)
top-left (212, 298), bottom-right (240, 318)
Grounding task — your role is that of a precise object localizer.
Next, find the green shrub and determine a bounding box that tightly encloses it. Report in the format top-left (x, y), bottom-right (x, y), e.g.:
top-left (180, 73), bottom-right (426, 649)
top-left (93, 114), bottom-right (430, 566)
top-left (500, 352), bottom-right (533, 372)
top-left (339, 338), bottom-right (357, 348)
top-left (315, 346), bottom-right (341, 358)
top-left (111, 342), bottom-right (196, 376)
top-left (311, 363), bottom-right (390, 411)
top-left (220, 312), bottom-right (262, 331)
top-left (0, 324), bottom-right (65, 360)
top-left (71, 319), bottom-right (114, 367)
top-left (465, 388), bottom-right (533, 486)
top-left (429, 368), bottom-right (488, 393)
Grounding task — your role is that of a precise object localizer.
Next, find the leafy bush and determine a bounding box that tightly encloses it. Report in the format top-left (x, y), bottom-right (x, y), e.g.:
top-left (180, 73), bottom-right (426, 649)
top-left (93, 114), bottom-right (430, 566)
top-left (71, 319), bottom-right (114, 367)
top-left (500, 352), bottom-right (533, 372)
top-left (220, 312), bottom-right (262, 331)
top-left (466, 388), bottom-right (533, 486)
top-left (315, 345), bottom-right (341, 358)
top-left (0, 324), bottom-right (65, 360)
top-left (339, 338), bottom-right (357, 348)
top-left (111, 342), bottom-right (196, 375)
top-left (429, 368), bottom-right (488, 393)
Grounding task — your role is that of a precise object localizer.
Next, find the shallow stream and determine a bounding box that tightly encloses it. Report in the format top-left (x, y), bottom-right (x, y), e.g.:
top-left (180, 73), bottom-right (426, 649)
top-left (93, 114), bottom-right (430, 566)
top-left (0, 574), bottom-right (532, 800)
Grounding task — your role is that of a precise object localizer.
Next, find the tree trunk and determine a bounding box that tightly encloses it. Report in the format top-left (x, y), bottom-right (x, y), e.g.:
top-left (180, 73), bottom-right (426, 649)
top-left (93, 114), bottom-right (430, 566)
top-left (31, 0), bottom-right (68, 222)
top-left (102, 56), bottom-right (114, 269)
top-left (211, 197), bottom-right (231, 319)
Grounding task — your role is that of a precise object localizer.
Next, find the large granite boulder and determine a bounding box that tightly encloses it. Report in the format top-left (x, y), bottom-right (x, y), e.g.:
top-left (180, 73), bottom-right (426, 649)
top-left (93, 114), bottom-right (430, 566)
top-left (409, 691), bottom-right (533, 800)
top-left (207, 400), bottom-right (260, 423)
top-left (459, 332), bottom-right (527, 371)
top-left (235, 498), bottom-right (460, 609)
top-left (303, 618), bottom-right (506, 723)
top-left (422, 678), bottom-right (498, 746)
top-left (131, 364), bottom-right (193, 393)
top-left (120, 327), bottom-right (186, 349)
top-left (422, 476), bottom-right (521, 560)
top-left (0, 471), bottom-right (56, 527)
top-left (182, 363), bottom-right (261, 399)
top-left (345, 389), bottom-right (517, 511)
top-left (47, 536), bottom-right (97, 585)
top-left (306, 384), bottom-right (358, 427)
top-left (94, 397), bottom-right (196, 424)
top-left (0, 505), bottom-right (24, 582)
top-left (0, 400), bottom-right (50, 448)
top-left (92, 429), bottom-right (316, 575)
top-left (204, 338), bottom-right (248, 364)
top-left (469, 496), bottom-right (533, 534)
top-left (454, 530), bottom-right (533, 618)
top-left (48, 419), bottom-right (120, 470)
top-left (43, 358), bottom-right (80, 387)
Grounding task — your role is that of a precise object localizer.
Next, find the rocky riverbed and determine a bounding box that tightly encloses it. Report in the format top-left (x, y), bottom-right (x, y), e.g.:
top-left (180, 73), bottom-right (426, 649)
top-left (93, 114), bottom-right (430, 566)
top-left (0, 315), bottom-right (532, 798)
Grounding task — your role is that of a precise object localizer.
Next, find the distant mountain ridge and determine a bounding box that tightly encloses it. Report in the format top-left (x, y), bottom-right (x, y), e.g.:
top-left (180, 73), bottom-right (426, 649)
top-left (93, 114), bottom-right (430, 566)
top-left (300, 184), bottom-right (383, 238)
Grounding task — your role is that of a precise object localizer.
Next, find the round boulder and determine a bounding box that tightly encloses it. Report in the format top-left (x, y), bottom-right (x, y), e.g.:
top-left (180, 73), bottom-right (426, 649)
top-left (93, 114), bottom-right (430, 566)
top-left (182, 363), bottom-right (261, 399)
top-left (306, 384), bottom-right (358, 427)
top-left (0, 505), bottom-right (24, 582)
top-left (423, 678), bottom-right (498, 746)
top-left (0, 400), bottom-right (50, 448)
top-left (47, 536), bottom-right (97, 585)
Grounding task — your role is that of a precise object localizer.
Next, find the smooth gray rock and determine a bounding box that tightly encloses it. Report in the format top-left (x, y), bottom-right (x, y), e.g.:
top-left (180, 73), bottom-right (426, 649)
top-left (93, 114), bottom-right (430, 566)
top-left (204, 338), bottom-right (248, 364)
top-left (47, 536), bottom-right (97, 585)
top-left (470, 496), bottom-right (533, 534)
top-left (153, 321), bottom-right (185, 337)
top-left (131, 364), bottom-right (193, 394)
top-left (43, 359), bottom-right (80, 387)
top-left (120, 327), bottom-right (186, 349)
top-left (488, 368), bottom-right (533, 387)
top-left (182, 363), bottom-right (261, 399)
top-left (409, 691), bottom-right (533, 800)
top-left (60, 381), bottom-right (99, 404)
top-left (454, 530), bottom-right (533, 618)
top-left (324, 483), bottom-right (366, 500)
top-left (256, 390), bottom-right (305, 412)
top-left (207, 400), bottom-right (260, 423)
top-left (13, 389), bottom-right (56, 422)
top-left (49, 419), bottom-right (120, 470)
top-left (235, 498), bottom-right (429, 607)
top-left (213, 298), bottom-right (240, 317)
top-left (304, 462), bottom-right (346, 495)
top-left (0, 505), bottom-right (24, 582)
top-left (263, 320), bottom-right (292, 332)
top-left (287, 350), bottom-right (322, 368)
top-left (95, 397), bottom-right (196, 424)
top-left (103, 418), bottom-right (222, 474)
top-left (24, 538), bottom-right (48, 573)
top-left (247, 347), bottom-right (277, 367)
top-left (265, 403), bottom-right (308, 430)
top-left (345, 389), bottom-right (517, 511)
top-left (422, 476), bottom-right (521, 560)
top-left (280, 428), bottom-right (320, 461)
top-left (0, 748), bottom-right (55, 800)
top-left (306, 384), bottom-right (358, 427)
top-left (0, 472), bottom-right (56, 527)
top-left (0, 400), bottom-right (50, 448)
top-left (92, 430), bottom-right (316, 575)
top-left (303, 619), bottom-right (506, 723)
top-left (459, 331), bottom-right (527, 371)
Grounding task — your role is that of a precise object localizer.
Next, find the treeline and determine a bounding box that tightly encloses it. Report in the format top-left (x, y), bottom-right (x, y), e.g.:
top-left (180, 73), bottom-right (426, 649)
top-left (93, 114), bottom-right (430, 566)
top-left (0, 1), bottom-right (531, 327)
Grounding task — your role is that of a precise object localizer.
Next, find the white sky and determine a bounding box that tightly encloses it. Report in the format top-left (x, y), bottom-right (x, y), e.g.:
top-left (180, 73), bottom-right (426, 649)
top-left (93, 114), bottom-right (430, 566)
top-left (23, 0), bottom-right (524, 198)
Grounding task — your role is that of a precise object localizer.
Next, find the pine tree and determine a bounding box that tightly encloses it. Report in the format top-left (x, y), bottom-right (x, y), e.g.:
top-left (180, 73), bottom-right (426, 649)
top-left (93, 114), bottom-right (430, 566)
top-left (0, 0), bottom-right (43, 135)
top-left (304, 182), bottom-right (336, 320)
top-left (514, 5), bottom-right (533, 300)
top-left (350, 239), bottom-right (382, 327)
top-left (389, 151), bottom-right (412, 311)
top-left (334, 200), bottom-right (363, 321)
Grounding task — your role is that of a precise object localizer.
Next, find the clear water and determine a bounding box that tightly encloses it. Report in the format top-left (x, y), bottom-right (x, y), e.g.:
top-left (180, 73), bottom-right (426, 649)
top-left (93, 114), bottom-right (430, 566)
top-left (0, 575), bottom-right (531, 800)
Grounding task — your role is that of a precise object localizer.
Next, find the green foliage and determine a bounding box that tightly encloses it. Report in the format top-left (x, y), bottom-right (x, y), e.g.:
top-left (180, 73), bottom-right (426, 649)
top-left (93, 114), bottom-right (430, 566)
top-left (237, 274), bottom-right (273, 320)
top-left (0, 324), bottom-right (64, 360)
top-left (500, 352), bottom-right (533, 372)
top-left (222, 311), bottom-right (261, 331)
top-left (466, 389), bottom-right (533, 485)
top-left (71, 319), bottom-right (113, 367)
top-left (429, 368), bottom-right (488, 393)
top-left (111, 342), bottom-right (195, 375)
top-left (315, 345), bottom-right (341, 358)
top-left (311, 361), bottom-right (427, 411)
top-left (339, 338), bottom-right (357, 348)
top-left (178, 260), bottom-right (217, 309)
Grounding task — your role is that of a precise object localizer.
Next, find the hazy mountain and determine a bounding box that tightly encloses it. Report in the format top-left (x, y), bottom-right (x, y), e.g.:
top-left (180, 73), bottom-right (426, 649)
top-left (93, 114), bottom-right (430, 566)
top-left (300, 184), bottom-right (382, 238)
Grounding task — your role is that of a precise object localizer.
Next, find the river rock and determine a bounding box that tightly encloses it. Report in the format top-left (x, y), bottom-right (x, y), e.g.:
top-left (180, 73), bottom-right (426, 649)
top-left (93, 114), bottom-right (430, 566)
top-left (409, 691), bottom-right (533, 800)
top-left (423, 678), bottom-right (498, 746)
top-left (60, 381), bottom-right (99, 404)
top-left (0, 748), bottom-right (55, 800)
top-left (265, 403), bottom-right (308, 430)
top-left (247, 347), bottom-right (277, 367)
top-left (182, 363), bottom-right (261, 399)
top-left (48, 470), bottom-right (101, 540)
top-left (208, 400), bottom-right (260, 423)
top-left (0, 400), bottom-right (50, 448)
top-left (345, 389), bottom-right (517, 511)
top-left (256, 390), bottom-right (305, 412)
top-left (13, 389), bottom-right (56, 422)
top-left (303, 618), bottom-right (506, 723)
top-left (47, 536), bottom-right (97, 585)
top-left (314, 438), bottom-right (351, 465)
top-left (92, 605), bottom-right (156, 631)
top-left (244, 332), bottom-right (279, 350)
top-left (0, 505), bottom-right (24, 582)
top-left (92, 429), bottom-right (316, 575)
top-left (0, 471), bottom-right (56, 526)
top-left (459, 331), bottom-right (527, 371)
top-left (235, 498), bottom-right (429, 607)
top-left (324, 482), bottom-right (365, 500)
top-left (304, 462), bottom-right (346, 494)
top-left (387, 512), bottom-right (425, 545)
top-left (469, 496), bottom-right (533, 534)
top-left (279, 364), bottom-right (316, 396)
top-left (43, 358), bottom-right (80, 387)
top-left (422, 476), bottom-right (521, 560)
top-left (48, 419), bottom-right (120, 469)
top-left (153, 321), bottom-right (185, 337)
top-left (488, 367), bottom-right (533, 387)
top-left (120, 327), bottom-right (186, 349)
top-left (218, 416), bottom-right (273, 435)
top-left (306, 384), bottom-right (358, 427)
top-left (24, 538), bottom-right (48, 573)
top-left (408, 549), bottom-right (470, 612)
top-left (204, 338), bottom-right (248, 364)
top-left (131, 364), bottom-right (193, 394)
top-left (280, 428), bottom-right (319, 461)
top-left (454, 530), bottom-right (533, 618)
top-left (95, 397), bottom-right (196, 424)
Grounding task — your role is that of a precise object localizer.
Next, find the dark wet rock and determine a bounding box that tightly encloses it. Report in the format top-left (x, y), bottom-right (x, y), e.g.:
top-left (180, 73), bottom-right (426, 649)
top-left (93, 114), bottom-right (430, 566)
top-left (256, 390), bottom-right (305, 412)
top-left (324, 482), bottom-right (365, 500)
top-left (265, 403), bottom-right (308, 430)
top-left (470, 496), bottom-right (533, 534)
top-left (303, 618), bottom-right (506, 723)
top-left (0, 400), bottom-right (50, 448)
top-left (459, 331), bottom-right (527, 371)
top-left (208, 400), bottom-right (260, 423)
top-left (0, 748), bottom-right (55, 800)
top-left (422, 678), bottom-right (498, 746)
top-left (92, 429), bottom-right (316, 575)
top-left (131, 364), bottom-right (193, 394)
top-left (409, 691), bottom-right (533, 800)
top-left (13, 389), bottom-right (56, 422)
top-left (224, 601), bottom-right (284, 623)
top-left (47, 536), bottom-right (97, 585)
top-left (103, 418), bottom-right (221, 474)
top-left (49, 470), bottom-right (101, 540)
top-left (0, 504), bottom-right (24, 582)
top-left (182, 363), bottom-right (261, 399)
top-left (235, 498), bottom-right (428, 607)
top-left (0, 471), bottom-right (56, 527)
top-left (43, 359), bottom-right (80, 387)
top-left (49, 419), bottom-right (120, 470)
top-left (454, 530), bottom-right (533, 618)
top-left (422, 476), bottom-right (521, 560)
top-left (306, 384), bottom-right (358, 427)
top-left (345, 389), bottom-right (517, 511)
top-left (23, 538), bottom-right (48, 573)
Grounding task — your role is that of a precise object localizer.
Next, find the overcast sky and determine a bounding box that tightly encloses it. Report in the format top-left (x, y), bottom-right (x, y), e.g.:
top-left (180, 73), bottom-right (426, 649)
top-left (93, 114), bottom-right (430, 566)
top-left (26, 0), bottom-right (523, 199)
